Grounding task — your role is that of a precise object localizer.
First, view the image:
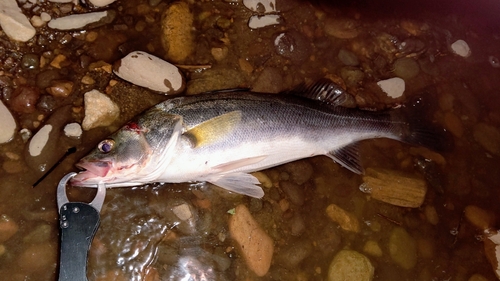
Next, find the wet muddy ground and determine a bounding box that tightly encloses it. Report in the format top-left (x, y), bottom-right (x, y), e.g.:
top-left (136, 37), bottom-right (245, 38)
top-left (1, 0), bottom-right (500, 280)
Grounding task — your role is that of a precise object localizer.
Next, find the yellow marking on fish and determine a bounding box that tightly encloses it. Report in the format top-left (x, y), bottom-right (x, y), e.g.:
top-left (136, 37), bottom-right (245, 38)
top-left (184, 110), bottom-right (242, 148)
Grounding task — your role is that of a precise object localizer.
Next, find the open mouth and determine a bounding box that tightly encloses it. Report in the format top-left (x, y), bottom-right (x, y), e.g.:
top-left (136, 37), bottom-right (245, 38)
top-left (71, 160), bottom-right (112, 186)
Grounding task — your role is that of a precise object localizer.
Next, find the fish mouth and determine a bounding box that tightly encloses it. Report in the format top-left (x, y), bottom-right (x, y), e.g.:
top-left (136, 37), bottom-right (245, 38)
top-left (71, 160), bottom-right (112, 186)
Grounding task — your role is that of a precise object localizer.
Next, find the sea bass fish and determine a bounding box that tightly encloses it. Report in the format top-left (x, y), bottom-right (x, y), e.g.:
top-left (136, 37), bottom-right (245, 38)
top-left (71, 80), bottom-right (446, 198)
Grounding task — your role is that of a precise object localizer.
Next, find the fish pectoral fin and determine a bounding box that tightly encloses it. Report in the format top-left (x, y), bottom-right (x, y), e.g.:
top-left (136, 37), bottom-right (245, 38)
top-left (208, 172), bottom-right (264, 198)
top-left (212, 155), bottom-right (267, 172)
top-left (183, 110), bottom-right (242, 148)
top-left (327, 143), bottom-right (364, 174)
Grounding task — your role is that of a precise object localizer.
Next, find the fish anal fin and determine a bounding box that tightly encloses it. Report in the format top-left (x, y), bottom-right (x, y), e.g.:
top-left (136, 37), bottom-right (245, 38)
top-left (288, 78), bottom-right (356, 107)
top-left (208, 172), bottom-right (264, 198)
top-left (327, 143), bottom-right (364, 174)
top-left (184, 110), bottom-right (242, 148)
top-left (212, 155), bottom-right (267, 172)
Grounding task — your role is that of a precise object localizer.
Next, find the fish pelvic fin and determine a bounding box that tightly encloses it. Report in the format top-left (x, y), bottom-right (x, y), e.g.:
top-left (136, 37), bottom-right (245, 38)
top-left (327, 142), bottom-right (364, 174)
top-left (184, 110), bottom-right (242, 148)
top-left (208, 172), bottom-right (264, 198)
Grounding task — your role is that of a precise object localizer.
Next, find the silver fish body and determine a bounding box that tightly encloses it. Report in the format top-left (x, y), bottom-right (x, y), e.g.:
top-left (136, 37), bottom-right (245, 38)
top-left (72, 81), bottom-right (443, 198)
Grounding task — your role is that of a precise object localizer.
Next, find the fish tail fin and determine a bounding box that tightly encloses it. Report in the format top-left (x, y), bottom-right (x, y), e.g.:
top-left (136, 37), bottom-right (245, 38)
top-left (394, 96), bottom-right (454, 152)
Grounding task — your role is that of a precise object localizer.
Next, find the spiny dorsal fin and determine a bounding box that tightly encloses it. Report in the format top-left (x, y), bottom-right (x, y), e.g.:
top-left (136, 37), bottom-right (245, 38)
top-left (184, 110), bottom-right (242, 148)
top-left (326, 142), bottom-right (364, 174)
top-left (288, 78), bottom-right (356, 107)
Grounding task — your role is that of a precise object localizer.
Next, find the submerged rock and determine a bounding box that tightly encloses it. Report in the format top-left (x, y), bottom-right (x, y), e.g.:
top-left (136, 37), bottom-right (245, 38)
top-left (0, 215), bottom-right (19, 243)
top-left (325, 204), bottom-right (360, 233)
top-left (161, 1), bottom-right (194, 63)
top-left (451, 39), bottom-right (471, 58)
top-left (328, 250), bottom-right (374, 281)
top-left (377, 77), bottom-right (405, 98)
top-left (228, 204), bottom-right (273, 277)
top-left (388, 227), bottom-right (417, 269)
top-left (473, 123), bottom-right (500, 156)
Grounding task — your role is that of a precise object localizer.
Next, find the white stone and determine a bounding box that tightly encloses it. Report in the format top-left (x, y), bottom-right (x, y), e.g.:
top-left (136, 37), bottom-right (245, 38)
top-left (172, 204), bottom-right (192, 221)
top-left (451, 39), bottom-right (471, 58)
top-left (377, 77), bottom-right (405, 98)
top-left (0, 100), bottom-right (16, 143)
top-left (243, 0), bottom-right (277, 13)
top-left (40, 12), bottom-right (51, 22)
top-left (64, 123), bottom-right (82, 138)
top-left (88, 0), bottom-right (117, 7)
top-left (114, 51), bottom-right (185, 94)
top-left (30, 15), bottom-right (45, 27)
top-left (82, 90), bottom-right (119, 131)
top-left (248, 14), bottom-right (280, 29)
top-left (29, 124), bottom-right (52, 157)
top-left (0, 0), bottom-right (36, 42)
top-left (48, 11), bottom-right (107, 30)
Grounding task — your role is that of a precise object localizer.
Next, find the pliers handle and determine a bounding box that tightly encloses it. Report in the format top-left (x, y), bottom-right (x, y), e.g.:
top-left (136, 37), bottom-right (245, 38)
top-left (57, 172), bottom-right (106, 281)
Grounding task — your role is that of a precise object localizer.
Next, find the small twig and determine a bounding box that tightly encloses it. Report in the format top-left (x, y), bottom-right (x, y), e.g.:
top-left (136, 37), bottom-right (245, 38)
top-left (377, 213), bottom-right (403, 226)
top-left (175, 64), bottom-right (212, 70)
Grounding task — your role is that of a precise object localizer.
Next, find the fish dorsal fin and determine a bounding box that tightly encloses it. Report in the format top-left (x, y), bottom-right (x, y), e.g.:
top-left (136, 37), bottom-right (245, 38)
top-left (184, 110), bottom-right (242, 148)
top-left (289, 78), bottom-right (356, 107)
top-left (327, 142), bottom-right (364, 174)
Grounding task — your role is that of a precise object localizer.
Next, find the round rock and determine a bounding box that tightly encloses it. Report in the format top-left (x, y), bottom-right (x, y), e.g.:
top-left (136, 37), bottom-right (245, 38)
top-left (114, 51), bottom-right (185, 94)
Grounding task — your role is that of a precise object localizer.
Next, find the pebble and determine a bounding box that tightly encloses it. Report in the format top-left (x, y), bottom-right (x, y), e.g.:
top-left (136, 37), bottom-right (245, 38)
top-left (488, 56), bottom-right (500, 68)
top-left (161, 1), bottom-right (194, 63)
top-left (363, 240), bottom-right (383, 257)
top-left (88, 0), bottom-right (118, 7)
top-left (283, 161), bottom-right (313, 185)
top-left (464, 205), bottom-right (495, 231)
top-left (46, 80), bottom-right (74, 97)
top-left (274, 30), bottom-right (311, 64)
top-left (228, 204), bottom-right (273, 277)
top-left (113, 51), bottom-right (185, 94)
top-left (0, 215), bottom-right (19, 243)
top-left (473, 123), bottom-right (500, 156)
top-left (327, 250), bottom-right (374, 281)
top-left (324, 17), bottom-right (359, 39)
top-left (28, 124), bottom-right (52, 157)
top-left (0, 100), bottom-right (16, 144)
top-left (468, 274), bottom-right (489, 281)
top-left (171, 203), bottom-right (193, 221)
top-left (10, 85), bottom-right (40, 114)
top-left (393, 57), bottom-right (420, 79)
top-left (377, 77), bottom-right (405, 98)
top-left (0, 0), bottom-right (36, 42)
top-left (338, 49), bottom-right (359, 66)
top-left (275, 239), bottom-right (312, 269)
top-left (325, 204), bottom-right (360, 233)
top-left (82, 89), bottom-right (119, 130)
top-left (388, 227), bottom-right (417, 269)
top-left (48, 11), bottom-right (109, 30)
top-left (451, 39), bottom-right (471, 58)
top-left (249, 14), bottom-right (281, 29)
top-left (252, 67), bottom-right (283, 93)
top-left (211, 47), bottom-right (228, 61)
top-left (64, 123), bottom-right (82, 138)
top-left (443, 112), bottom-right (464, 138)
top-left (3, 160), bottom-right (23, 174)
top-left (50, 54), bottom-right (67, 69)
top-left (281, 181), bottom-right (305, 206)
top-left (424, 205), bottom-right (439, 225)
top-left (252, 171), bottom-right (273, 188)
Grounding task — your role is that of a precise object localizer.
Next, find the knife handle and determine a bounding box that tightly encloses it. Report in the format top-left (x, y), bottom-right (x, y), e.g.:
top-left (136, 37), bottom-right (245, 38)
top-left (58, 202), bottom-right (100, 281)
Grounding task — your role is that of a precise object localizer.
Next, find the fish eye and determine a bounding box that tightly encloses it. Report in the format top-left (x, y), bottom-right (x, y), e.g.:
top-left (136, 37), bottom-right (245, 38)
top-left (98, 139), bottom-right (115, 154)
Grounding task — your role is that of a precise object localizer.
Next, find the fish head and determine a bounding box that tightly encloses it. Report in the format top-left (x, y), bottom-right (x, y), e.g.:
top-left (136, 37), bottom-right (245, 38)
top-left (72, 109), bottom-right (183, 187)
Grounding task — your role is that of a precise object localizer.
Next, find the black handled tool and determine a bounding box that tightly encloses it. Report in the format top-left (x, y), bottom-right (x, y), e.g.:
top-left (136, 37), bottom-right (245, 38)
top-left (57, 172), bottom-right (106, 281)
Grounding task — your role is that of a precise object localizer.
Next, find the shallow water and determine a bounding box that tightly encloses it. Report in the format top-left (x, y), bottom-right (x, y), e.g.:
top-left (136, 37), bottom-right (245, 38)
top-left (1, 0), bottom-right (500, 280)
